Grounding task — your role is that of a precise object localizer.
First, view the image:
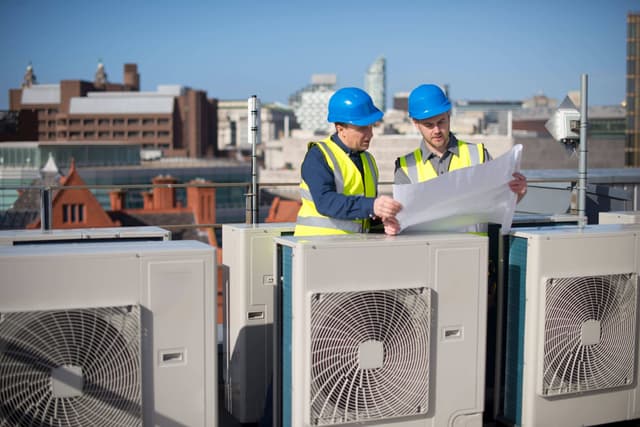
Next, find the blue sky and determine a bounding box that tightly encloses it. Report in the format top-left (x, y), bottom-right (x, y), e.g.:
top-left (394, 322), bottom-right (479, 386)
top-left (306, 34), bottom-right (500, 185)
top-left (1, 0), bottom-right (637, 109)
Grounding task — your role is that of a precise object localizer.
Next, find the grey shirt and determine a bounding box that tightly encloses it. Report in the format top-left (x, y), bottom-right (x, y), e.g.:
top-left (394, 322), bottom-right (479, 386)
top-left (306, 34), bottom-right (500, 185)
top-left (394, 134), bottom-right (492, 184)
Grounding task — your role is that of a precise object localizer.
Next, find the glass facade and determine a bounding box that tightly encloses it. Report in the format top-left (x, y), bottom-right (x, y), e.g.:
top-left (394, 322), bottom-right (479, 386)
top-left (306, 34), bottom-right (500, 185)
top-left (365, 56), bottom-right (386, 112)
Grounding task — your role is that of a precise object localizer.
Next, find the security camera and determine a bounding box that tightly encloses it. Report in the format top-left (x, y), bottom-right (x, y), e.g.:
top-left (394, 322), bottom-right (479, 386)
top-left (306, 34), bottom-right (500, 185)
top-left (544, 96), bottom-right (581, 144)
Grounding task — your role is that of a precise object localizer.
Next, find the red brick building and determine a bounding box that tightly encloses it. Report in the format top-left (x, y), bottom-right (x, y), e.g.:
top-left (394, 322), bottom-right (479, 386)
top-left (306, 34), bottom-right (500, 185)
top-left (8, 62), bottom-right (218, 158)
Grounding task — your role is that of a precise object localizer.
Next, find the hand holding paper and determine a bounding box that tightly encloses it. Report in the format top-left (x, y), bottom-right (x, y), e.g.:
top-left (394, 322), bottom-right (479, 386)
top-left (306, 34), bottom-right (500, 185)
top-left (392, 144), bottom-right (523, 234)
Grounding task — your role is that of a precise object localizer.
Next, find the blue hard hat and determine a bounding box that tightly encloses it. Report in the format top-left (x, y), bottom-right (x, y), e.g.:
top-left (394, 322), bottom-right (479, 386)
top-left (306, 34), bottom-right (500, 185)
top-left (408, 84), bottom-right (451, 120)
top-left (327, 87), bottom-right (383, 126)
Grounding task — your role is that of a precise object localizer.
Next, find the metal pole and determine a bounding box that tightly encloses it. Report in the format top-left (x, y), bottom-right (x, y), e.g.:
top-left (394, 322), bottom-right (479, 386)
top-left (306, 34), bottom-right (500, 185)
top-left (248, 95), bottom-right (260, 224)
top-left (578, 74), bottom-right (588, 227)
top-left (40, 186), bottom-right (52, 231)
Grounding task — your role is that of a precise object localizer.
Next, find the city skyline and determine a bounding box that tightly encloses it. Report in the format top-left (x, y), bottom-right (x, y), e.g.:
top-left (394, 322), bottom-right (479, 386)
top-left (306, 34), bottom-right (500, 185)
top-left (1, 1), bottom-right (638, 110)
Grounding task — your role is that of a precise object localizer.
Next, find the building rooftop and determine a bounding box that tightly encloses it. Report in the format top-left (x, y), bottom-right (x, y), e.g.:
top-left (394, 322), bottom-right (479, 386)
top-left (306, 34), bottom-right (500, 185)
top-left (21, 84), bottom-right (61, 104)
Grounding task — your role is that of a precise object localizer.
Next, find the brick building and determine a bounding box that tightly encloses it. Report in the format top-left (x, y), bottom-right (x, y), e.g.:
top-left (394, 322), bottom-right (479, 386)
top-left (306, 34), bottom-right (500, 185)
top-left (8, 62), bottom-right (218, 158)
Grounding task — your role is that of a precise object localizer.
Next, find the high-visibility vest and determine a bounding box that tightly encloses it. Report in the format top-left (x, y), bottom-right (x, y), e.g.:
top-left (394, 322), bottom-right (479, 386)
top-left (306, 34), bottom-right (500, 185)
top-left (294, 138), bottom-right (378, 236)
top-left (398, 140), bottom-right (486, 183)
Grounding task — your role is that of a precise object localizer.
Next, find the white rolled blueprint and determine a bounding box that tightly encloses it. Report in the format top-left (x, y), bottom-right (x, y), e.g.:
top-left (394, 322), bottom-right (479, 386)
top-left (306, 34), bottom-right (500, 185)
top-left (393, 144), bottom-right (522, 234)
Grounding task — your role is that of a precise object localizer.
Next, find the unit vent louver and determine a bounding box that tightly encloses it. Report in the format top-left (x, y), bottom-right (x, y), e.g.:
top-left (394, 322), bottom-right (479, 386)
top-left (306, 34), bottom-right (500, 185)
top-left (309, 287), bottom-right (431, 425)
top-left (543, 273), bottom-right (637, 396)
top-left (0, 305), bottom-right (141, 427)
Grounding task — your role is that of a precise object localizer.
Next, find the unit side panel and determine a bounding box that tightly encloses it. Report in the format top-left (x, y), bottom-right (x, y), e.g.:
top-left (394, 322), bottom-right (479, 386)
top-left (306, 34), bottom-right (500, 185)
top-left (142, 254), bottom-right (216, 427)
top-left (431, 244), bottom-right (487, 423)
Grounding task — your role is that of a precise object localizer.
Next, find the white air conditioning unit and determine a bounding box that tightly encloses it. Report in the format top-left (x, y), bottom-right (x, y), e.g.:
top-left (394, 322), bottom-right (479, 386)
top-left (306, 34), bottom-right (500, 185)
top-left (0, 226), bottom-right (170, 246)
top-left (274, 232), bottom-right (488, 427)
top-left (503, 225), bottom-right (640, 427)
top-left (221, 222), bottom-right (296, 424)
top-left (0, 240), bottom-right (217, 427)
top-left (599, 211), bottom-right (640, 224)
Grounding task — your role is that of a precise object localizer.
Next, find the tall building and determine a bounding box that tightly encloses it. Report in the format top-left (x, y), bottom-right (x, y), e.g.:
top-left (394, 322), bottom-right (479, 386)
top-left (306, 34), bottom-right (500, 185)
top-left (8, 62), bottom-right (218, 159)
top-left (289, 74), bottom-right (336, 133)
top-left (627, 12), bottom-right (640, 167)
top-left (365, 56), bottom-right (386, 112)
top-left (217, 100), bottom-right (297, 152)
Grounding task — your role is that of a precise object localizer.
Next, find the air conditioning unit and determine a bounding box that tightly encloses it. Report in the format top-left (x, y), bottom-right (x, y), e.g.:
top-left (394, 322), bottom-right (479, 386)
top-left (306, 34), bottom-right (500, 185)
top-left (488, 213), bottom-right (580, 419)
top-left (274, 232), bottom-right (488, 427)
top-left (0, 239), bottom-right (217, 427)
top-left (221, 222), bottom-right (295, 424)
top-left (599, 211), bottom-right (640, 224)
top-left (503, 225), bottom-right (640, 426)
top-left (0, 226), bottom-right (170, 246)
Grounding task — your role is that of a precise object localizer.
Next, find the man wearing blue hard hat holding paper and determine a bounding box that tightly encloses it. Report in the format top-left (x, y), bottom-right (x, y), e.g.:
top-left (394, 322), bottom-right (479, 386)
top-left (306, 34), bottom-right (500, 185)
top-left (295, 87), bottom-right (403, 236)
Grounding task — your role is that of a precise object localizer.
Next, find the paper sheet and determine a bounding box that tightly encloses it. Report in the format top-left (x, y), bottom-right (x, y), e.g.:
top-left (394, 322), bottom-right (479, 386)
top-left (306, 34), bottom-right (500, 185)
top-left (393, 144), bottom-right (522, 234)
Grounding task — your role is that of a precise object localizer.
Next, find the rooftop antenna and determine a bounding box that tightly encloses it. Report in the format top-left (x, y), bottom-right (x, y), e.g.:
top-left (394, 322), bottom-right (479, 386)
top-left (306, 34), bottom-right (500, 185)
top-left (247, 95), bottom-right (261, 224)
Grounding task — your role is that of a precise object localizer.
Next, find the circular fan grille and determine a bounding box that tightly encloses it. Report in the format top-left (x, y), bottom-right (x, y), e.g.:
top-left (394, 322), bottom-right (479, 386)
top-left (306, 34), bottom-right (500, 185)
top-left (0, 306), bottom-right (142, 427)
top-left (543, 274), bottom-right (637, 396)
top-left (309, 288), bottom-right (431, 425)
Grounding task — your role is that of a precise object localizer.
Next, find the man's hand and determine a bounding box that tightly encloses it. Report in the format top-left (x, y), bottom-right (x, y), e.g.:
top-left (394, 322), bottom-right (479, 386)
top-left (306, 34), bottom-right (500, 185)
top-left (509, 172), bottom-right (528, 203)
top-left (383, 216), bottom-right (401, 236)
top-left (373, 195), bottom-right (402, 220)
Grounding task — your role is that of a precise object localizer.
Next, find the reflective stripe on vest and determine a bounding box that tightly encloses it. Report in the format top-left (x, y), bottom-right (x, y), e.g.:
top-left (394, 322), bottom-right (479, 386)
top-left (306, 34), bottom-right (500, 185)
top-left (399, 140), bottom-right (485, 183)
top-left (295, 138), bottom-right (378, 236)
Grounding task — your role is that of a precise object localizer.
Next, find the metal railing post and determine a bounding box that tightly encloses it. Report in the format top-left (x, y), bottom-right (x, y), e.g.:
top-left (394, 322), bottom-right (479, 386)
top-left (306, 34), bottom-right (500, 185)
top-left (40, 186), bottom-right (52, 231)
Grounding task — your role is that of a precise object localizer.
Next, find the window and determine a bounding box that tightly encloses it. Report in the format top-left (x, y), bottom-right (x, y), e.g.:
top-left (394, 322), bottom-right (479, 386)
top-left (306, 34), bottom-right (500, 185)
top-left (62, 204), bottom-right (85, 223)
top-left (98, 131), bottom-right (110, 138)
top-left (143, 131), bottom-right (155, 138)
top-left (127, 118), bottom-right (140, 125)
top-left (113, 118), bottom-right (125, 125)
top-left (98, 118), bottom-right (110, 126)
top-left (158, 131), bottom-right (170, 137)
top-left (142, 118), bottom-right (155, 125)
top-left (69, 119), bottom-right (81, 126)
top-left (84, 131), bottom-right (95, 138)
top-left (157, 118), bottom-right (170, 125)
top-left (114, 131), bottom-right (125, 138)
top-left (127, 131), bottom-right (140, 138)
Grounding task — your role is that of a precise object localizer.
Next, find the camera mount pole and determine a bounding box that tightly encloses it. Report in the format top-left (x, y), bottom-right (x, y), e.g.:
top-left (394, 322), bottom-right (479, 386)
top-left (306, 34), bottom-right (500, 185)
top-left (578, 74), bottom-right (588, 228)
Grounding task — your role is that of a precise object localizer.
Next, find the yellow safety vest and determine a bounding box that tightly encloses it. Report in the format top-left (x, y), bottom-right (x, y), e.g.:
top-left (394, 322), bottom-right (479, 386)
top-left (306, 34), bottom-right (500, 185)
top-left (295, 137), bottom-right (378, 236)
top-left (399, 140), bottom-right (486, 183)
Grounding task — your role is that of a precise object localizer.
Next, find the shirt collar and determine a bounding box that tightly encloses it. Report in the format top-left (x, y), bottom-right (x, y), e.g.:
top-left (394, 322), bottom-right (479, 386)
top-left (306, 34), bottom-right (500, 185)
top-left (420, 133), bottom-right (459, 162)
top-left (331, 133), bottom-right (360, 156)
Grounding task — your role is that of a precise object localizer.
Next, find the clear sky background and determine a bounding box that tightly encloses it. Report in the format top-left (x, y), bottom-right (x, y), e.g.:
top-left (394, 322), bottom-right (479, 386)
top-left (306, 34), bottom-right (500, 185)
top-left (1, 0), bottom-right (638, 110)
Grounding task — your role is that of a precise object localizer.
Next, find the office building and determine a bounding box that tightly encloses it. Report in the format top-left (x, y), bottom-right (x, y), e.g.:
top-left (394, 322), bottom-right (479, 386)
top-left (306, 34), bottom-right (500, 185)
top-left (8, 62), bottom-right (218, 159)
top-left (288, 74), bottom-right (336, 133)
top-left (217, 100), bottom-right (297, 152)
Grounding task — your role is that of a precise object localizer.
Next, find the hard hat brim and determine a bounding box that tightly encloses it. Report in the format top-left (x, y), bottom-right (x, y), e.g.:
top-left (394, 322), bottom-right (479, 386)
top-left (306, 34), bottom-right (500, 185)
top-left (333, 109), bottom-right (383, 126)
top-left (410, 103), bottom-right (451, 120)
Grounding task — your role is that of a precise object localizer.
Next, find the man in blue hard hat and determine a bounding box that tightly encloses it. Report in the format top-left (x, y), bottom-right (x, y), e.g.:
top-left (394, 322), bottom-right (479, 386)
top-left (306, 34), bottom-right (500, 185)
top-left (394, 84), bottom-right (527, 231)
top-left (294, 87), bottom-right (403, 236)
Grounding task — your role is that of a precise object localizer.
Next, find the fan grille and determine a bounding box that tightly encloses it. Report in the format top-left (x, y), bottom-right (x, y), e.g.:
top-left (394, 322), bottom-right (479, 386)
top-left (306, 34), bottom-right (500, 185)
top-left (309, 287), bottom-right (431, 425)
top-left (0, 305), bottom-right (142, 427)
top-left (543, 273), bottom-right (637, 396)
